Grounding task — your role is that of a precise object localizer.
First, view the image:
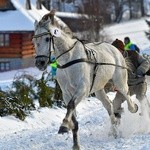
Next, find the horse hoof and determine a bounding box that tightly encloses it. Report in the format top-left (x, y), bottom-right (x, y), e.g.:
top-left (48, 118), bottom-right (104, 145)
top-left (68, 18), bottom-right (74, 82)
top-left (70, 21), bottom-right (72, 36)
top-left (58, 126), bottom-right (69, 134)
top-left (133, 103), bottom-right (138, 113)
top-left (73, 145), bottom-right (81, 150)
top-left (129, 103), bottom-right (138, 113)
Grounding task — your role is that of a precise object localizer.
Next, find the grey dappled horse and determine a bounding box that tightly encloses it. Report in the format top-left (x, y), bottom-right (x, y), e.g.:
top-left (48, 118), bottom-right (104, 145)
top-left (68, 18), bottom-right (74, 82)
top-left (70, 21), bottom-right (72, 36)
top-left (33, 11), bottom-right (138, 150)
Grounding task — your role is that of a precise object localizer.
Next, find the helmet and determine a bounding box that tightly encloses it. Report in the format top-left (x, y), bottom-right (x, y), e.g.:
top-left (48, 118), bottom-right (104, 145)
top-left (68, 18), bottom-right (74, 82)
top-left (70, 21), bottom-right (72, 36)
top-left (112, 39), bottom-right (125, 51)
top-left (124, 37), bottom-right (130, 44)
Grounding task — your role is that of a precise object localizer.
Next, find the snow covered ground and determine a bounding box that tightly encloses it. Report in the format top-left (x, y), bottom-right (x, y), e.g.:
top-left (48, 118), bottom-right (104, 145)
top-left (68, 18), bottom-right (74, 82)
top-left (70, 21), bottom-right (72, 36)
top-left (0, 67), bottom-right (150, 150)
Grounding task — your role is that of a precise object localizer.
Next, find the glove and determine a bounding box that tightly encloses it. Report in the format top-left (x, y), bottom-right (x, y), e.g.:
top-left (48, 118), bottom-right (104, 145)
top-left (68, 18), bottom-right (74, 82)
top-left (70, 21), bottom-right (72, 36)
top-left (136, 70), bottom-right (144, 78)
top-left (136, 74), bottom-right (143, 78)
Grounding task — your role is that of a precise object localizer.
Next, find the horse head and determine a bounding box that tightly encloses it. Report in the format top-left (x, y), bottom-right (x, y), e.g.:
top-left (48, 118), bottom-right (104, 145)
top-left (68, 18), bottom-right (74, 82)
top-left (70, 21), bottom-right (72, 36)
top-left (32, 10), bottom-right (72, 71)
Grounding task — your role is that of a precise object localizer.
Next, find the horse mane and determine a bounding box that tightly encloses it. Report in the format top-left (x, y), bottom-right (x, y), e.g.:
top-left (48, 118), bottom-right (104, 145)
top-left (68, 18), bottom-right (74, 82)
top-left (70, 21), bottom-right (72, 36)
top-left (40, 10), bottom-right (73, 37)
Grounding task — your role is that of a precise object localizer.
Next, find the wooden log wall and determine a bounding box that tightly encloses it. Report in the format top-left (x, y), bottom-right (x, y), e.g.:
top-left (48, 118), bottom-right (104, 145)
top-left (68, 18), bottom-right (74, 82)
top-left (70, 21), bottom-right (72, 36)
top-left (0, 33), bottom-right (22, 58)
top-left (0, 0), bottom-right (7, 8)
top-left (21, 33), bottom-right (35, 58)
top-left (0, 32), bottom-right (35, 58)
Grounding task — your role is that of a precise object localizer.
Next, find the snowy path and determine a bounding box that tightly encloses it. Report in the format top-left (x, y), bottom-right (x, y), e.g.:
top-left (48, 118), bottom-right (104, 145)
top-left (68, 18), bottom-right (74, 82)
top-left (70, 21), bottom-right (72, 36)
top-left (0, 69), bottom-right (150, 150)
top-left (0, 93), bottom-right (150, 150)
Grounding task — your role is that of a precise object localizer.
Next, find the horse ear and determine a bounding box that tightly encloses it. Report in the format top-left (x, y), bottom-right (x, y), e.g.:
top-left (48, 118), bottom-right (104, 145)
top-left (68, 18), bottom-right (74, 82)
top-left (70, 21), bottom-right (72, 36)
top-left (42, 9), bottom-right (56, 24)
top-left (42, 13), bottom-right (50, 21)
top-left (49, 9), bottom-right (56, 25)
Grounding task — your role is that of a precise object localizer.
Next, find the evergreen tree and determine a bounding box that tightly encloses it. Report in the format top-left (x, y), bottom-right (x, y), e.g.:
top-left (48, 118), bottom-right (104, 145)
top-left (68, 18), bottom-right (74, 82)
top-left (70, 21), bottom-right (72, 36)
top-left (0, 71), bottom-right (63, 120)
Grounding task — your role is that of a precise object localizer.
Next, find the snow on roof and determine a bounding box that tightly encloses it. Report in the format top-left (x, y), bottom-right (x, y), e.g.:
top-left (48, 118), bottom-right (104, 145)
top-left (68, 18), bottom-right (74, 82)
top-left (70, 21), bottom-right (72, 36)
top-left (0, 0), bottom-right (42, 31)
top-left (1, 0), bottom-right (84, 32)
top-left (11, 0), bottom-right (35, 22)
top-left (9, 0), bottom-right (69, 31)
top-left (0, 0), bottom-right (51, 32)
top-left (0, 10), bottom-right (34, 31)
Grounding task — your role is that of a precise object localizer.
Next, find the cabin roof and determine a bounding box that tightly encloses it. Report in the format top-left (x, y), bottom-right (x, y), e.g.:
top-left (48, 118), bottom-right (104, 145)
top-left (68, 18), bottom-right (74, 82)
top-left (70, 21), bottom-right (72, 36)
top-left (0, 10), bottom-right (34, 31)
top-left (0, 0), bottom-right (84, 32)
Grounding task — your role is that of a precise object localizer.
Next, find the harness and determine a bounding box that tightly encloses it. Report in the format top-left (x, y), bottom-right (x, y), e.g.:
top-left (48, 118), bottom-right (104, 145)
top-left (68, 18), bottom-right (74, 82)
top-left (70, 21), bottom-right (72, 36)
top-left (57, 58), bottom-right (128, 69)
top-left (56, 44), bottom-right (128, 92)
top-left (33, 30), bottom-right (128, 93)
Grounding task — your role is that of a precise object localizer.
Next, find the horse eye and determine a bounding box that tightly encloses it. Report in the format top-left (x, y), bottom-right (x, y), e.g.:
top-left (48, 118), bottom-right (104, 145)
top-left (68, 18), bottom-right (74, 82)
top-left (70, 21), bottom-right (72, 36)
top-left (45, 37), bottom-right (50, 42)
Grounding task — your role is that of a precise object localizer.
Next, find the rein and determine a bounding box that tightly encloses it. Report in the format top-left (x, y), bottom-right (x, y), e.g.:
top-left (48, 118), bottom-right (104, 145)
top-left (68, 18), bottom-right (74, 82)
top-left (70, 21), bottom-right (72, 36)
top-left (57, 56), bottom-right (128, 93)
top-left (33, 32), bottom-right (51, 38)
top-left (57, 58), bottom-right (128, 70)
top-left (55, 40), bottom-right (128, 70)
top-left (55, 40), bottom-right (78, 60)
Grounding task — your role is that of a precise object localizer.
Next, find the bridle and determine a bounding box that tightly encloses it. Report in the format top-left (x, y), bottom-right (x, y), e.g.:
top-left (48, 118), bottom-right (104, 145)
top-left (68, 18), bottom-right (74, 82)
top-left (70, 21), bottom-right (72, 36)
top-left (33, 28), bottom-right (54, 64)
top-left (33, 27), bottom-right (78, 64)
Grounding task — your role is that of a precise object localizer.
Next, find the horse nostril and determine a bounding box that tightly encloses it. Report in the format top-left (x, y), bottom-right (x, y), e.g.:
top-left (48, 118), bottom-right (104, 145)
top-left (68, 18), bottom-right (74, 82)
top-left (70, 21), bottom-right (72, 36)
top-left (35, 60), bottom-right (45, 67)
top-left (40, 61), bottom-right (45, 66)
top-left (35, 57), bottom-right (48, 70)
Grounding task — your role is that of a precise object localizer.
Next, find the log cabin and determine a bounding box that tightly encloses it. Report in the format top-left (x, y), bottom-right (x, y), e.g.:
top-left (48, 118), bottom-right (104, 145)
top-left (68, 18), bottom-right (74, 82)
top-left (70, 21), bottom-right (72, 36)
top-left (0, 0), bottom-right (87, 72)
top-left (0, 0), bottom-right (35, 71)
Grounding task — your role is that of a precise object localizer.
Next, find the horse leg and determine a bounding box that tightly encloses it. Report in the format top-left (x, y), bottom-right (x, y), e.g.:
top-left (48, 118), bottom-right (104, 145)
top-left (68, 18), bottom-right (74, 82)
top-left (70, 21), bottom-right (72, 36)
top-left (58, 97), bottom-right (85, 150)
top-left (58, 97), bottom-right (76, 133)
top-left (58, 85), bottom-right (87, 149)
top-left (104, 82), bottom-right (124, 118)
top-left (72, 113), bottom-right (80, 150)
top-left (58, 98), bottom-right (81, 150)
top-left (113, 72), bottom-right (138, 114)
top-left (113, 92), bottom-right (125, 119)
top-left (117, 88), bottom-right (138, 113)
top-left (95, 89), bottom-right (120, 137)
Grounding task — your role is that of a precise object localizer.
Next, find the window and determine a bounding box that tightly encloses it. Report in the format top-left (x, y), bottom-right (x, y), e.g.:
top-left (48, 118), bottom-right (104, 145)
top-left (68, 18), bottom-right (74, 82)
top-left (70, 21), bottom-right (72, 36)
top-left (0, 34), bottom-right (10, 47)
top-left (0, 62), bottom-right (10, 71)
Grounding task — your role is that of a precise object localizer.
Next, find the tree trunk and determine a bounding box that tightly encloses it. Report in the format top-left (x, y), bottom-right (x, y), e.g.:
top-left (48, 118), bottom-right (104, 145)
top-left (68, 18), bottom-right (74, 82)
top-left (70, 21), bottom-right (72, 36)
top-left (128, 0), bottom-right (132, 19)
top-left (36, 0), bottom-right (42, 9)
top-left (26, 0), bottom-right (31, 10)
top-left (140, 0), bottom-right (145, 16)
top-left (42, 0), bottom-right (51, 10)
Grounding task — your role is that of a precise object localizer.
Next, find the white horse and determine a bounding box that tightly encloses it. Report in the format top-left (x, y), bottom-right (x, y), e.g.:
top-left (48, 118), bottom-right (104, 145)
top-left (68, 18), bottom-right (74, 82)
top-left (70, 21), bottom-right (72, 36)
top-left (33, 11), bottom-right (138, 150)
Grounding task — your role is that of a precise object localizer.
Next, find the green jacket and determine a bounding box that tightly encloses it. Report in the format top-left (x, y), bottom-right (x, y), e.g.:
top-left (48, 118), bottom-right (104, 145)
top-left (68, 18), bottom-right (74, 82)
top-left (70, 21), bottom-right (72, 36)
top-left (124, 42), bottom-right (132, 50)
top-left (124, 41), bottom-right (137, 51)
